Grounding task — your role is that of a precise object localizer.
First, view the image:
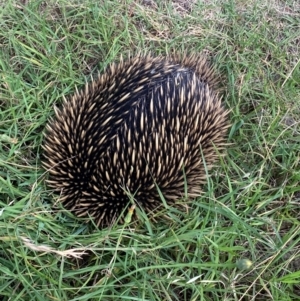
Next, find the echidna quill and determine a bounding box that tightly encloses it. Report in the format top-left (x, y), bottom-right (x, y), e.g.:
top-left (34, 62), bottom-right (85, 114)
top-left (42, 54), bottom-right (229, 227)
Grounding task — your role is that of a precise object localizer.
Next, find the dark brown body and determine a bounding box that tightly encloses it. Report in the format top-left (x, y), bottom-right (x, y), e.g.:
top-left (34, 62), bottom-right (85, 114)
top-left (42, 54), bottom-right (229, 227)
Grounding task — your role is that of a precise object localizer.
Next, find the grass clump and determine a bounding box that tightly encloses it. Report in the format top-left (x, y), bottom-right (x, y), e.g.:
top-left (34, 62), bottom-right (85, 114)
top-left (0, 0), bottom-right (299, 300)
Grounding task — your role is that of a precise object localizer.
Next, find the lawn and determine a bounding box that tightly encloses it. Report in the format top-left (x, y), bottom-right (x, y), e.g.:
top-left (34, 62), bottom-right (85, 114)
top-left (0, 0), bottom-right (299, 300)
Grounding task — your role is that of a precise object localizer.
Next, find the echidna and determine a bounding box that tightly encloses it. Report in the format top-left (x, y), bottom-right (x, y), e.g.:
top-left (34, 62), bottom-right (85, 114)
top-left (42, 53), bottom-right (229, 227)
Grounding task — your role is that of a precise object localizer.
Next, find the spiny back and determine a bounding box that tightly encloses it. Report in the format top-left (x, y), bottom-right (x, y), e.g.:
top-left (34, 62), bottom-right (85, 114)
top-left (42, 54), bottom-right (229, 227)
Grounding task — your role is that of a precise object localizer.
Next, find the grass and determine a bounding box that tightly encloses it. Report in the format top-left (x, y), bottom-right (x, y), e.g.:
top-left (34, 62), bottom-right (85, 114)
top-left (0, 0), bottom-right (299, 300)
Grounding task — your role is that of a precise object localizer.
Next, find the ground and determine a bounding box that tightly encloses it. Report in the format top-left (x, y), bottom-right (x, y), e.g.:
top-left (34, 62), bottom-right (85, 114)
top-left (0, 0), bottom-right (299, 300)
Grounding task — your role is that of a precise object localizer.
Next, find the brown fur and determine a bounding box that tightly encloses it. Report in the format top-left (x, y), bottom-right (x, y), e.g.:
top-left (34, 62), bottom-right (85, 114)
top-left (42, 54), bottom-right (230, 227)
